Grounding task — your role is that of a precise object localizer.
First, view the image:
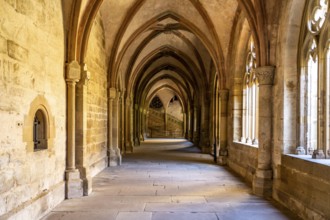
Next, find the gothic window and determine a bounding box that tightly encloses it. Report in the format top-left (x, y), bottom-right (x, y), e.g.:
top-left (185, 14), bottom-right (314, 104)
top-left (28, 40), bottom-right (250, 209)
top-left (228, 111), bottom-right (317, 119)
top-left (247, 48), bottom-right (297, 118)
top-left (241, 37), bottom-right (259, 145)
top-left (299, 0), bottom-right (329, 157)
top-left (33, 109), bottom-right (47, 150)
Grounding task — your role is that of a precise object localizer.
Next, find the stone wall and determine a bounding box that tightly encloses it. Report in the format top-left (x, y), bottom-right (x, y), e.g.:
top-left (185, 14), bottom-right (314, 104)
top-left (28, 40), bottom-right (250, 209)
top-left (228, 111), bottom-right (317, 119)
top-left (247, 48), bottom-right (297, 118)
top-left (273, 155), bottom-right (330, 220)
top-left (0, 0), bottom-right (66, 219)
top-left (84, 12), bottom-right (108, 177)
top-left (227, 142), bottom-right (258, 184)
top-left (147, 109), bottom-right (184, 138)
top-left (167, 100), bottom-right (183, 120)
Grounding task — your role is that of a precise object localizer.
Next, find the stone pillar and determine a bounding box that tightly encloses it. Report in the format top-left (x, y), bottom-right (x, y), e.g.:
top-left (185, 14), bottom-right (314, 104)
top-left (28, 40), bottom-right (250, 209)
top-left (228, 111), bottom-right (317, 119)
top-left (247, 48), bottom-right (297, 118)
top-left (241, 87), bottom-right (247, 142)
top-left (109, 89), bottom-right (122, 166)
top-left (125, 98), bottom-right (133, 153)
top-left (65, 61), bottom-right (83, 199)
top-left (193, 105), bottom-right (200, 144)
top-left (133, 104), bottom-right (140, 146)
top-left (218, 90), bottom-right (229, 165)
top-left (141, 109), bottom-right (146, 141)
top-left (76, 64), bottom-right (91, 196)
top-left (188, 108), bottom-right (193, 140)
top-left (209, 95), bottom-right (215, 147)
top-left (252, 66), bottom-right (275, 197)
top-left (120, 92), bottom-right (125, 153)
top-left (215, 91), bottom-right (220, 155)
top-left (200, 100), bottom-right (210, 153)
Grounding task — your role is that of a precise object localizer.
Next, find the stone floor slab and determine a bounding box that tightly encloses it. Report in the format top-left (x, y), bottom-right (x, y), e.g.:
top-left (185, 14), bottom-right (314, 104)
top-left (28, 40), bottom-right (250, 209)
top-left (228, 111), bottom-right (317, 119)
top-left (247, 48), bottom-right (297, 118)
top-left (116, 212), bottom-right (152, 220)
top-left (152, 212), bottom-right (218, 220)
top-left (42, 211), bottom-right (118, 220)
top-left (43, 139), bottom-right (300, 220)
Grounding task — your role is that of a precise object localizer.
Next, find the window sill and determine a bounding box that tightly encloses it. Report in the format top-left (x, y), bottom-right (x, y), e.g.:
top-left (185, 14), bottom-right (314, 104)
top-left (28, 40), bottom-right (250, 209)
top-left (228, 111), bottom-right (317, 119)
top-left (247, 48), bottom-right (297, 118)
top-left (233, 141), bottom-right (258, 148)
top-left (285, 154), bottom-right (330, 167)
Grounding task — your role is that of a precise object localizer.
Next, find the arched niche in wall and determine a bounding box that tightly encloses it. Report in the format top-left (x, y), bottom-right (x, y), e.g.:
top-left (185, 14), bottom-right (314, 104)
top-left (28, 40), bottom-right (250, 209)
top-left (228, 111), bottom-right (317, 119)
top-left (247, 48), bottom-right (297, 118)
top-left (23, 95), bottom-right (55, 153)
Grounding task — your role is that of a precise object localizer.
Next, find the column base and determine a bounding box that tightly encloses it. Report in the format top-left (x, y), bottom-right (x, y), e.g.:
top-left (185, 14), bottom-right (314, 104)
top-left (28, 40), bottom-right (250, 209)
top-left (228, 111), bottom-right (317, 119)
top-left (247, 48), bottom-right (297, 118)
top-left (78, 167), bottom-right (92, 196)
top-left (295, 146), bottom-right (306, 155)
top-left (65, 169), bottom-right (83, 199)
top-left (125, 141), bottom-right (133, 153)
top-left (312, 150), bottom-right (325, 159)
top-left (217, 149), bottom-right (228, 165)
top-left (134, 137), bottom-right (140, 146)
top-left (252, 169), bottom-right (273, 198)
top-left (217, 156), bottom-right (227, 165)
top-left (246, 138), bottom-right (252, 145)
top-left (109, 148), bottom-right (122, 167)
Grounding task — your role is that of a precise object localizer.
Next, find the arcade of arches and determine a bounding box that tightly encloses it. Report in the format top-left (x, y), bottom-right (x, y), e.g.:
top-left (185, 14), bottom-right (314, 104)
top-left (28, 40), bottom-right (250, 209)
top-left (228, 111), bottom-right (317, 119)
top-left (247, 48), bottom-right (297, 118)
top-left (0, 0), bottom-right (329, 219)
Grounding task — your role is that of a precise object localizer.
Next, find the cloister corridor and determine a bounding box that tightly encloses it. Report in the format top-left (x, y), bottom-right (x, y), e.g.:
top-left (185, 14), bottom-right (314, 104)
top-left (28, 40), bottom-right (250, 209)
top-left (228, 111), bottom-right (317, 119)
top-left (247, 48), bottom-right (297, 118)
top-left (42, 139), bottom-right (299, 220)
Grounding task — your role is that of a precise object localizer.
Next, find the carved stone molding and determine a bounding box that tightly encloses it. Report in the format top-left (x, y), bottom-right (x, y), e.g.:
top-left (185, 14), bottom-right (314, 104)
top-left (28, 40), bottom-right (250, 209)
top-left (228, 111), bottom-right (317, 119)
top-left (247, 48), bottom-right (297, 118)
top-left (254, 66), bottom-right (275, 85)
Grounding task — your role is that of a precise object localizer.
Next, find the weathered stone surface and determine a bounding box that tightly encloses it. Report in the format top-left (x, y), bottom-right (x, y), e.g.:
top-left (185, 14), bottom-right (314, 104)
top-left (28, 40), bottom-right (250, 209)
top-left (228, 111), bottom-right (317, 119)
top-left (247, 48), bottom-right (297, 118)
top-left (0, 170), bottom-right (14, 194)
top-left (0, 36), bottom-right (7, 54)
top-left (7, 40), bottom-right (28, 62)
top-left (0, 0), bottom-right (66, 219)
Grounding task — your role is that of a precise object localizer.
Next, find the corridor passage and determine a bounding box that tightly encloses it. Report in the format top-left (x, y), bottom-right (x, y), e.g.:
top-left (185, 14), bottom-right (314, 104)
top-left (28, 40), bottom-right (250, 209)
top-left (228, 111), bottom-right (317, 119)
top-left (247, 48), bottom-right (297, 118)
top-left (43, 139), bottom-right (298, 220)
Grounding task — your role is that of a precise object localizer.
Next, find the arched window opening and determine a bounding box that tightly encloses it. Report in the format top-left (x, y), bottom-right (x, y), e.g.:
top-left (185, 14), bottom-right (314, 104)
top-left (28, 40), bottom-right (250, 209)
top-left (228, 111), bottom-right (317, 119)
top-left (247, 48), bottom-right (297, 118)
top-left (298, 0), bottom-right (329, 158)
top-left (307, 43), bottom-right (318, 153)
top-left (241, 36), bottom-right (258, 145)
top-left (33, 109), bottom-right (47, 150)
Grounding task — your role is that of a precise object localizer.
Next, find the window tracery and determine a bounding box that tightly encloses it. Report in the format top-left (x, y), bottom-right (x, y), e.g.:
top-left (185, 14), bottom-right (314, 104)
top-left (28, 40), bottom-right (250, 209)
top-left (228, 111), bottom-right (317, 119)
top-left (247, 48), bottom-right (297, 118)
top-left (241, 37), bottom-right (259, 146)
top-left (298, 0), bottom-right (329, 157)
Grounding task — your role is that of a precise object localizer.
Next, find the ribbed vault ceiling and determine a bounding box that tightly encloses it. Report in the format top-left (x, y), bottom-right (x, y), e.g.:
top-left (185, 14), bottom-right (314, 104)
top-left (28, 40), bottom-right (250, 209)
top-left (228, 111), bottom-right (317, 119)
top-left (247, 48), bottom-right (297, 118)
top-left (95, 0), bottom-right (239, 111)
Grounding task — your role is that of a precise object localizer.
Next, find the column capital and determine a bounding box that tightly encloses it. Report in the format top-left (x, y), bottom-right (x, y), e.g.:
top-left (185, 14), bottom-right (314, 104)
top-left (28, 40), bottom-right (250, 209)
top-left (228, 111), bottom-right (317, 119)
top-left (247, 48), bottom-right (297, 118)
top-left (66, 61), bottom-right (81, 82)
top-left (219, 89), bottom-right (229, 101)
top-left (108, 88), bottom-right (117, 100)
top-left (253, 66), bottom-right (275, 85)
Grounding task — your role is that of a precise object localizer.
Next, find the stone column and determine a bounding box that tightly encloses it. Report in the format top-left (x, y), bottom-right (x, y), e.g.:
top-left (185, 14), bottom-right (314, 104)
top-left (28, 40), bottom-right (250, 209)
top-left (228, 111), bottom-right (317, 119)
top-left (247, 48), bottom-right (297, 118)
top-left (65, 61), bottom-right (83, 199)
top-left (200, 100), bottom-right (210, 153)
top-left (125, 97), bottom-right (133, 153)
top-left (141, 109), bottom-right (146, 141)
top-left (76, 64), bottom-right (91, 196)
top-left (209, 95), bottom-right (215, 147)
top-left (133, 104), bottom-right (140, 146)
top-left (241, 87), bottom-right (247, 142)
top-left (215, 91), bottom-right (220, 155)
top-left (193, 105), bottom-right (200, 144)
top-left (188, 108), bottom-right (193, 140)
top-left (252, 66), bottom-right (275, 197)
top-left (109, 89), bottom-right (122, 166)
top-left (218, 90), bottom-right (229, 165)
top-left (120, 92), bottom-right (125, 153)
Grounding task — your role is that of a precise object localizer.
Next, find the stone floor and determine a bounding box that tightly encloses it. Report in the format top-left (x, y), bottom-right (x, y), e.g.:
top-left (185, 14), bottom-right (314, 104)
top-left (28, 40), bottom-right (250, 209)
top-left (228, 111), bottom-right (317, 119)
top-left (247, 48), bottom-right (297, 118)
top-left (42, 139), bottom-right (300, 220)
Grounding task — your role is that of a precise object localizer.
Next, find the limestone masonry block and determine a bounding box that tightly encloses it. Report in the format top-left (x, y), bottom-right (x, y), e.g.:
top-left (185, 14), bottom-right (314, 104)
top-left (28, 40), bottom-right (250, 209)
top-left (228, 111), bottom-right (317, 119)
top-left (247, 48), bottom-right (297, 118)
top-left (7, 40), bottom-right (28, 62)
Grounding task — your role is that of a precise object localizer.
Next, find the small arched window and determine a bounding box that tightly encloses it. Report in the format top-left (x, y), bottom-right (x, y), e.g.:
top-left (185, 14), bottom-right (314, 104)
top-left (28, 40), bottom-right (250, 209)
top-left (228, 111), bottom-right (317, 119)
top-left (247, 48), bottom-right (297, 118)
top-left (33, 109), bottom-right (47, 150)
